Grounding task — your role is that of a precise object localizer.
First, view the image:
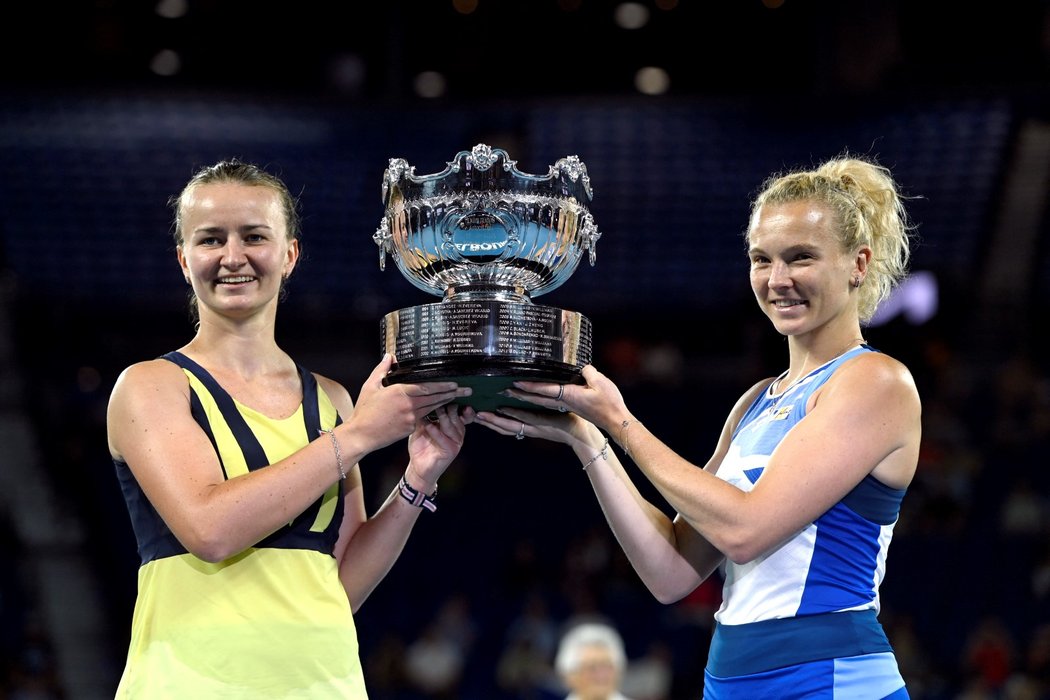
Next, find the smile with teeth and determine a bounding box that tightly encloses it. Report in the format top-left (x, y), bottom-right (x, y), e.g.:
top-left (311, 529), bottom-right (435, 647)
top-left (217, 276), bottom-right (255, 284)
top-left (773, 299), bottom-right (806, 308)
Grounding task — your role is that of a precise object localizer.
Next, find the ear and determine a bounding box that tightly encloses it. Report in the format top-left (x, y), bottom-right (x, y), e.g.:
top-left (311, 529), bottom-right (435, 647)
top-left (853, 245), bottom-right (872, 281)
top-left (176, 246), bottom-right (190, 282)
top-left (283, 238), bottom-right (301, 279)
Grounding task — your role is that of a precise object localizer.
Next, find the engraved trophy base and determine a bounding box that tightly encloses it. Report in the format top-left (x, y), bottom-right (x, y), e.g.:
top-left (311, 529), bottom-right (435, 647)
top-left (380, 298), bottom-right (592, 412)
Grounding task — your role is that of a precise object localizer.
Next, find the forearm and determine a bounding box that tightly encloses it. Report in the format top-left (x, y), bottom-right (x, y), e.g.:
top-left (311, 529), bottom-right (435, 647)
top-left (172, 434), bottom-right (351, 561)
top-left (572, 434), bottom-right (712, 603)
top-left (616, 421), bottom-right (753, 562)
top-left (336, 477), bottom-right (432, 612)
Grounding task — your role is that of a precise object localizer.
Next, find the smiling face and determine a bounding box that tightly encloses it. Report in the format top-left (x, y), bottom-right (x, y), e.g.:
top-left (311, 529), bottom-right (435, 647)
top-left (176, 182), bottom-right (299, 322)
top-left (747, 199), bottom-right (870, 340)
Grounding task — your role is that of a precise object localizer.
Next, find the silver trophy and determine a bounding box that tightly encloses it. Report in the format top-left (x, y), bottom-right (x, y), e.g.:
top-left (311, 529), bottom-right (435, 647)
top-left (373, 143), bottom-right (601, 411)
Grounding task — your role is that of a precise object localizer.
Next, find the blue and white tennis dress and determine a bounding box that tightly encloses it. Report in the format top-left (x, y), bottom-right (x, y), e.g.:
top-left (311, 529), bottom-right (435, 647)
top-left (704, 345), bottom-right (910, 699)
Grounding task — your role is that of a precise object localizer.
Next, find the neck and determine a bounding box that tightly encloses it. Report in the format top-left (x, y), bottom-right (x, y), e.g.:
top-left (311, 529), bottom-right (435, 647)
top-left (781, 330), bottom-right (865, 386)
top-left (182, 315), bottom-right (285, 377)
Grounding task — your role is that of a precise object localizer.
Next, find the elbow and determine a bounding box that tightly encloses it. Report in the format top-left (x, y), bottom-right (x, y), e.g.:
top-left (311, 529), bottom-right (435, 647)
top-left (716, 528), bottom-right (771, 566)
top-left (644, 571), bottom-right (707, 605)
top-left (178, 524), bottom-right (241, 563)
top-left (651, 586), bottom-right (690, 606)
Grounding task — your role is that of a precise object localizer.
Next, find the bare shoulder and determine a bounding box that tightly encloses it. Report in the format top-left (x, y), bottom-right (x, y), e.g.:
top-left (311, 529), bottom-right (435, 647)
top-left (847, 350), bottom-right (919, 394)
top-left (107, 358), bottom-right (190, 459)
top-left (110, 358), bottom-right (187, 401)
top-left (825, 350), bottom-right (921, 414)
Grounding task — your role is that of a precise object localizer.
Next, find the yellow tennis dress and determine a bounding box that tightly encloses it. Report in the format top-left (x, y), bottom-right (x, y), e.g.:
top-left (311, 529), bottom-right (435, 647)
top-left (113, 351), bottom-right (367, 699)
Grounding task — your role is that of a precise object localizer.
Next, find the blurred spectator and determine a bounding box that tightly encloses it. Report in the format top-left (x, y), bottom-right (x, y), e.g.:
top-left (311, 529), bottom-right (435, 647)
top-left (402, 593), bottom-right (477, 699)
top-left (554, 620), bottom-right (632, 700)
top-left (999, 477), bottom-right (1048, 536)
top-left (403, 623), bottom-right (465, 699)
top-left (496, 589), bottom-right (561, 697)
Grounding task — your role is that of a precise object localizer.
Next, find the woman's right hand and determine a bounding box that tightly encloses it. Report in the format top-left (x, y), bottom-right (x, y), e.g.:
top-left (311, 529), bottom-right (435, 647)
top-left (498, 365), bottom-right (632, 435)
top-left (348, 354), bottom-right (472, 452)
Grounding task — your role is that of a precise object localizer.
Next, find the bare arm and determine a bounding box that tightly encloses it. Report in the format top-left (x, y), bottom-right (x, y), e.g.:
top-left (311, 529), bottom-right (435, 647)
top-left (328, 387), bottom-right (473, 612)
top-left (501, 353), bottom-right (920, 565)
top-left (106, 355), bottom-right (468, 563)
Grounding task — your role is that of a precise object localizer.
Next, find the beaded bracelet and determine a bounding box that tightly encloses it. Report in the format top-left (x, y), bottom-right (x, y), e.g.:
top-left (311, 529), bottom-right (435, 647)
top-left (318, 428), bottom-right (346, 480)
top-left (398, 475), bottom-right (437, 512)
top-left (582, 437), bottom-right (610, 471)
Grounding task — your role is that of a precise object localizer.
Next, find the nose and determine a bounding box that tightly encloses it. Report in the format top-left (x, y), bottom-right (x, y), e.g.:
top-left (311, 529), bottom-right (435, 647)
top-left (767, 260), bottom-right (791, 289)
top-left (221, 239), bottom-right (247, 268)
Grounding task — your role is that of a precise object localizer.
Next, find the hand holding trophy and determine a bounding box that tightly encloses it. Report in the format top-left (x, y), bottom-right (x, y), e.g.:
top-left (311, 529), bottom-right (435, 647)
top-left (373, 144), bottom-right (601, 411)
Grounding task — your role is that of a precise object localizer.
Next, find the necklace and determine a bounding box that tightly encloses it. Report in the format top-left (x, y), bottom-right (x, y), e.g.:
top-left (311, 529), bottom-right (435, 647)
top-left (769, 336), bottom-right (866, 406)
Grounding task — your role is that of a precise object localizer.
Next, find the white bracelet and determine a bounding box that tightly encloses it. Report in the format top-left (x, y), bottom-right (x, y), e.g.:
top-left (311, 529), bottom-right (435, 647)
top-left (318, 428), bottom-right (346, 480)
top-left (582, 438), bottom-right (610, 471)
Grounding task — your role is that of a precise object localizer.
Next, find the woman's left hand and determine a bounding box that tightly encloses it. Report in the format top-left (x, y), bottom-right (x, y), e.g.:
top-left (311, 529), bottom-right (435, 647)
top-left (473, 405), bottom-right (587, 447)
top-left (406, 404), bottom-right (475, 486)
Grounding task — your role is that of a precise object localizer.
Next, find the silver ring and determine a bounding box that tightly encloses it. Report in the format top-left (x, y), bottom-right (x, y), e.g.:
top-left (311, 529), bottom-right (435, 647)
top-left (558, 406), bottom-right (568, 413)
top-left (556, 384), bottom-right (565, 402)
top-left (515, 422), bottom-right (526, 440)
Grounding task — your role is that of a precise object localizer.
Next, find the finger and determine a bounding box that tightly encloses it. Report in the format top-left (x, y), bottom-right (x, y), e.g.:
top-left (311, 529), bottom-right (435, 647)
top-left (403, 380), bottom-right (466, 396)
top-left (511, 380), bottom-right (557, 396)
top-left (473, 411), bottom-right (517, 435)
top-left (363, 353), bottom-right (396, 389)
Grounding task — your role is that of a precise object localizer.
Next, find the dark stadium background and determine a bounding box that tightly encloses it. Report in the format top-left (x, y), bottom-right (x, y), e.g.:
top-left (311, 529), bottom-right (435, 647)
top-left (2, 1), bottom-right (1048, 698)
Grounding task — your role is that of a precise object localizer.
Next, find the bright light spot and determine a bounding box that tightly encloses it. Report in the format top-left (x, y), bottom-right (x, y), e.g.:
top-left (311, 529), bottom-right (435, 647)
top-left (614, 2), bottom-right (650, 29)
top-left (867, 270), bottom-right (938, 326)
top-left (150, 49), bottom-right (181, 77)
top-left (414, 71), bottom-right (447, 98)
top-left (635, 66), bottom-right (670, 95)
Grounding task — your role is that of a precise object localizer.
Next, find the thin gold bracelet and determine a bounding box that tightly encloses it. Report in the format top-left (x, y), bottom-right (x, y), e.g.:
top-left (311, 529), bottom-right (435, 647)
top-left (618, 419), bottom-right (640, 457)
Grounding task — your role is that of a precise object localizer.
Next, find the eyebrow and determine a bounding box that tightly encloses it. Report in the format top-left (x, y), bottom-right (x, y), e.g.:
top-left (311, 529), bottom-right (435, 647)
top-left (748, 243), bottom-right (817, 257)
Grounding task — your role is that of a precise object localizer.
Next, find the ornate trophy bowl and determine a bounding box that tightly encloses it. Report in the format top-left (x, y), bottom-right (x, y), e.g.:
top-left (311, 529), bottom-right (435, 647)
top-left (373, 144), bottom-right (601, 411)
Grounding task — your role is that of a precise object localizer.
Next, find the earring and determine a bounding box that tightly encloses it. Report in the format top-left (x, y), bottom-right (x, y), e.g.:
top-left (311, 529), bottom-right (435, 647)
top-left (852, 277), bottom-right (862, 288)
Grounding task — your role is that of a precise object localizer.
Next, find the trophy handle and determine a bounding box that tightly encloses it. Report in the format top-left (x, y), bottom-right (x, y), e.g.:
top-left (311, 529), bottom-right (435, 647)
top-left (580, 212), bottom-right (601, 266)
top-left (373, 217), bottom-right (392, 271)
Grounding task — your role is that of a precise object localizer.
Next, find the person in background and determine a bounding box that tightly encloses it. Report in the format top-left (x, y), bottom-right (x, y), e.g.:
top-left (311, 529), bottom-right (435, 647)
top-left (555, 621), bottom-right (633, 700)
top-left (106, 159), bottom-right (473, 698)
top-left (476, 154), bottom-right (921, 698)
